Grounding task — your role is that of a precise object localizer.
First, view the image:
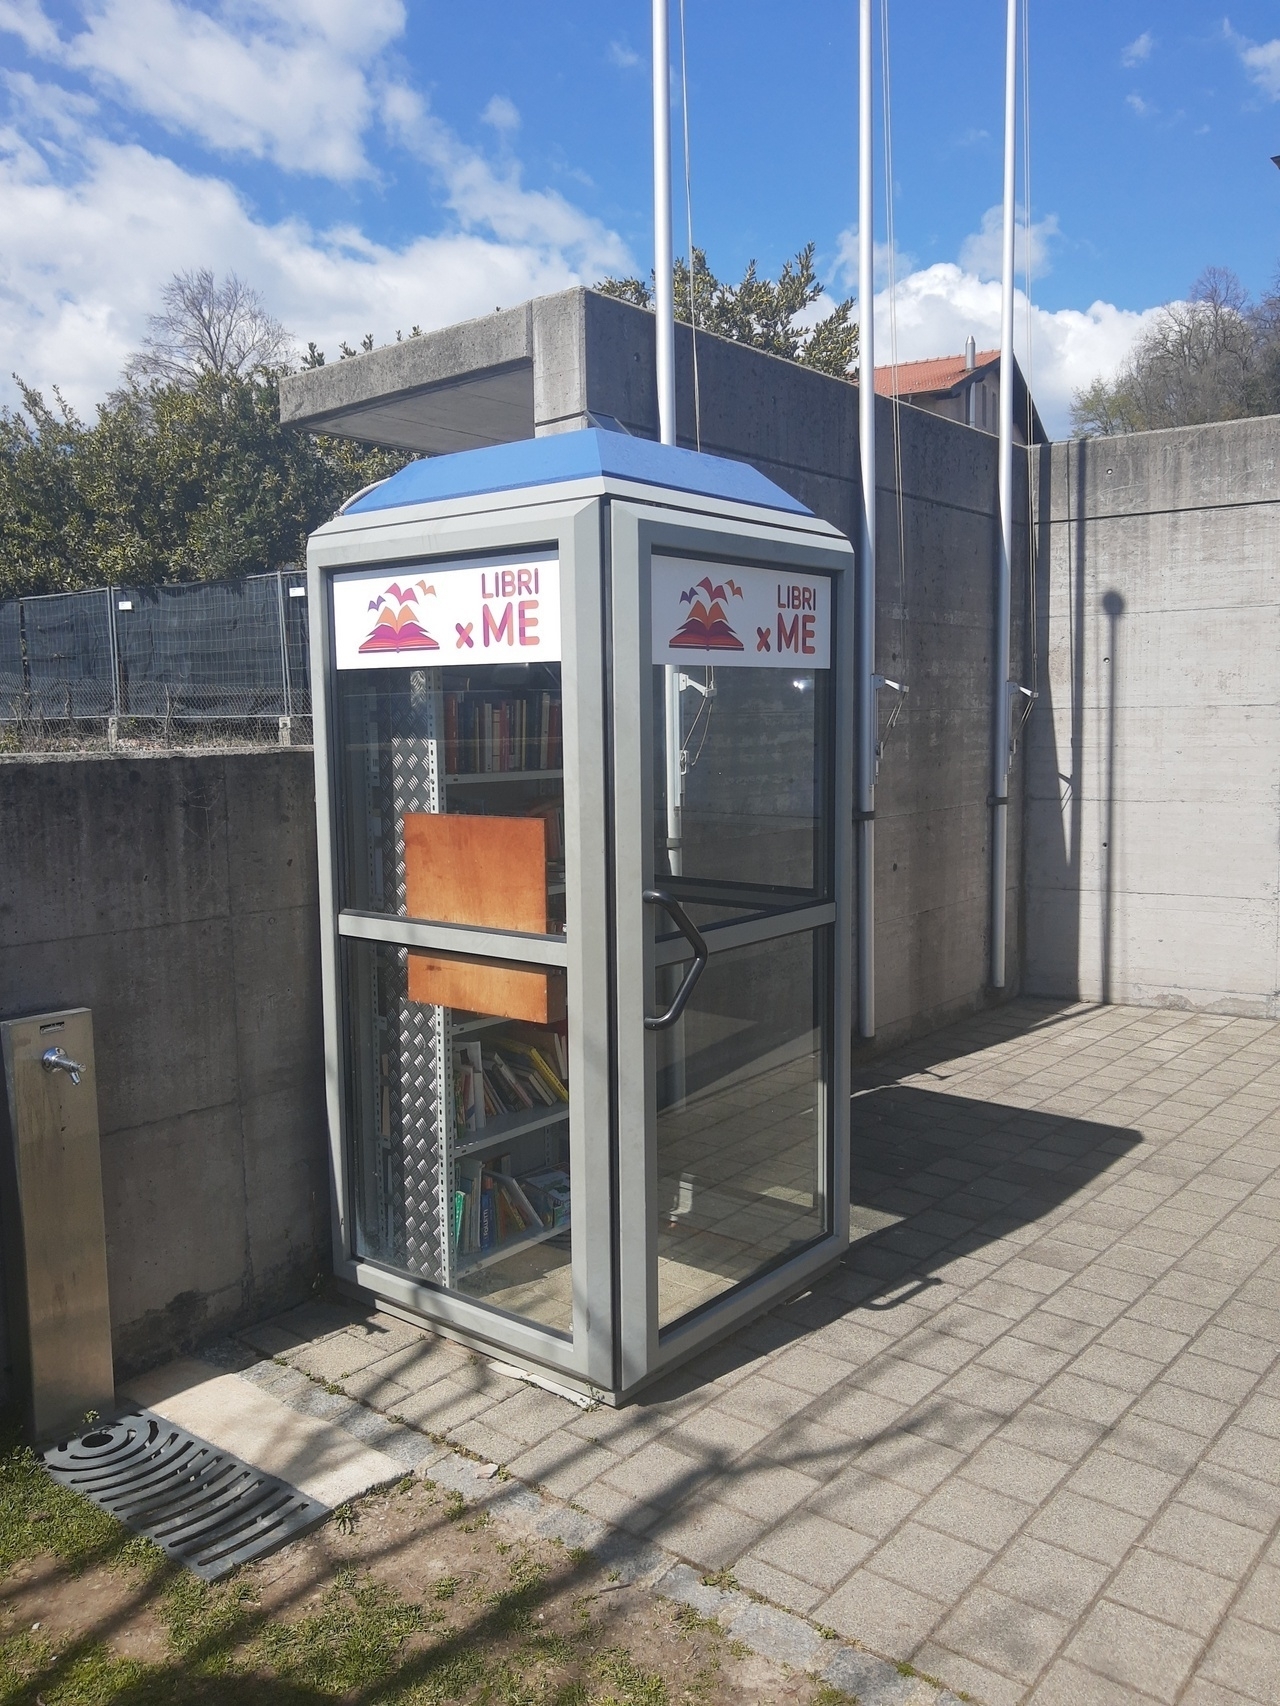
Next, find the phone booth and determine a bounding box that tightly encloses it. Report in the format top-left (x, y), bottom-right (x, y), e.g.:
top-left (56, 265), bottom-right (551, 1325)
top-left (308, 428), bottom-right (854, 1401)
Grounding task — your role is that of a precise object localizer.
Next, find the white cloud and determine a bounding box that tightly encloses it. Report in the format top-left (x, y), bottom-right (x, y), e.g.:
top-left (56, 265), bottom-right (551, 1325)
top-left (0, 82), bottom-right (632, 415)
top-left (1, 0), bottom-right (406, 180)
top-left (832, 226), bottom-right (916, 294)
top-left (1228, 24), bottom-right (1280, 99)
top-left (481, 94), bottom-right (520, 135)
top-left (1121, 31), bottom-right (1154, 68)
top-left (0, 0), bottom-right (60, 54)
top-left (1126, 92), bottom-right (1156, 118)
top-left (957, 203), bottom-right (1060, 283)
top-left (384, 83), bottom-right (628, 266)
top-left (608, 40), bottom-right (641, 70)
top-left (868, 263), bottom-right (1160, 436)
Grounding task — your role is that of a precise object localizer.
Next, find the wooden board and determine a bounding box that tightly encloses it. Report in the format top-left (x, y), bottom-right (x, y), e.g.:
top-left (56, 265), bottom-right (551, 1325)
top-left (404, 812), bottom-right (559, 1020)
top-left (407, 953), bottom-right (566, 1024)
top-left (404, 812), bottom-right (547, 933)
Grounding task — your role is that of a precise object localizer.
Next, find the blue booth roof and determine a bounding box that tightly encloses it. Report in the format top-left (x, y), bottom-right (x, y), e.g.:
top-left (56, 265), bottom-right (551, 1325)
top-left (342, 428), bottom-right (811, 518)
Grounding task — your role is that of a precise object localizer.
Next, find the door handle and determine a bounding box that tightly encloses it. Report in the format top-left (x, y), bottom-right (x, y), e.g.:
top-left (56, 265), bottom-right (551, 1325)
top-left (643, 889), bottom-right (709, 1030)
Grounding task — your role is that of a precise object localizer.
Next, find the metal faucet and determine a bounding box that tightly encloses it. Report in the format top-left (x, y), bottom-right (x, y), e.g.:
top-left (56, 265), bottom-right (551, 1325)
top-left (42, 1047), bottom-right (85, 1086)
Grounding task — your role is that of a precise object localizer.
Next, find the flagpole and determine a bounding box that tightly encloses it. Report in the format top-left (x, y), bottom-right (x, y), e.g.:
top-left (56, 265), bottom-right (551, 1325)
top-left (991, 0), bottom-right (1017, 989)
top-left (653, 0), bottom-right (683, 877)
top-left (856, 0), bottom-right (876, 1037)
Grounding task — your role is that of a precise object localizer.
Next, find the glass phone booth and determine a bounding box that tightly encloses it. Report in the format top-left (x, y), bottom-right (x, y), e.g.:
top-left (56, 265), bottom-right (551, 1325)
top-left (308, 429), bottom-right (854, 1401)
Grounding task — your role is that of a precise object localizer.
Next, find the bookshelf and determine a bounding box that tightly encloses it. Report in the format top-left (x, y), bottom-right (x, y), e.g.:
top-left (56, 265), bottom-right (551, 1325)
top-left (341, 659), bottom-right (571, 1303)
top-left (455, 1102), bottom-right (566, 1160)
top-left (456, 1217), bottom-right (567, 1277)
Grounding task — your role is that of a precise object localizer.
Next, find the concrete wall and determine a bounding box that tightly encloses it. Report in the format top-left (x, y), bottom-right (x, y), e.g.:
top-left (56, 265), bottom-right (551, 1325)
top-left (0, 750), bottom-right (328, 1393)
top-left (1025, 417), bottom-right (1280, 1014)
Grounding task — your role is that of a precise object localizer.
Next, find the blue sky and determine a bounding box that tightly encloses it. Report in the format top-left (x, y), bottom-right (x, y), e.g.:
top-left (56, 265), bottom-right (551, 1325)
top-left (2, 2), bottom-right (1278, 435)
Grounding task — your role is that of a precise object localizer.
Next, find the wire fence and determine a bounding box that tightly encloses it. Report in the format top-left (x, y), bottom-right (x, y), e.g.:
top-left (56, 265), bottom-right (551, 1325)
top-left (0, 570), bottom-right (311, 738)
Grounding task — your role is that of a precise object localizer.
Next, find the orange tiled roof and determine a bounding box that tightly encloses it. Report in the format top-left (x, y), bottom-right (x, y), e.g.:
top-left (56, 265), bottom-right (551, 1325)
top-left (872, 350), bottom-right (999, 397)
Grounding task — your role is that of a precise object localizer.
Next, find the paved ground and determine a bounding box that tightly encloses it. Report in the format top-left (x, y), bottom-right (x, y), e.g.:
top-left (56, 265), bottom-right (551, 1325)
top-left (235, 1001), bottom-right (1280, 1706)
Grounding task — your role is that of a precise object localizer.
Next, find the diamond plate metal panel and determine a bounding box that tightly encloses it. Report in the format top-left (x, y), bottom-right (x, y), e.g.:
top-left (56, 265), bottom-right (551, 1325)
top-left (362, 669), bottom-right (449, 1284)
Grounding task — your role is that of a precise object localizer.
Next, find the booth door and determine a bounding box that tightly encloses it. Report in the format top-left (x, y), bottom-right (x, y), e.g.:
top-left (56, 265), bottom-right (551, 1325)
top-left (613, 539), bottom-right (843, 1384)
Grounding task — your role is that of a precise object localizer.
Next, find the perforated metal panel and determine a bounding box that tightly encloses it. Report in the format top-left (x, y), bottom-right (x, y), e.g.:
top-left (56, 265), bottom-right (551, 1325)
top-left (43, 1411), bottom-right (327, 1580)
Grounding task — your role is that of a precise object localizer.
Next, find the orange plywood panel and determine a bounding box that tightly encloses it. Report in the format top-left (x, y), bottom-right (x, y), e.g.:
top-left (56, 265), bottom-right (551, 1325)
top-left (404, 813), bottom-right (547, 933)
top-left (407, 954), bottom-right (566, 1024)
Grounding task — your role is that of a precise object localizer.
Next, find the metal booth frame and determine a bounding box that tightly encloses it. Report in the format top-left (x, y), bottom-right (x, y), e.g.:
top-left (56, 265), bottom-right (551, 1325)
top-left (308, 448), bottom-right (854, 1402)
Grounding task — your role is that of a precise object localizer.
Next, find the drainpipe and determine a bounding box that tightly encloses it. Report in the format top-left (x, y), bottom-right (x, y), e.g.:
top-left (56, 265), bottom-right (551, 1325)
top-left (991, 0), bottom-right (1017, 990)
top-left (856, 0), bottom-right (876, 1037)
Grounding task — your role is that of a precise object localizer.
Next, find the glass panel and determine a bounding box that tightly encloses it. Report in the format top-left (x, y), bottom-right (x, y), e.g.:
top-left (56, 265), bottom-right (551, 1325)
top-left (336, 662), bottom-right (565, 933)
top-left (652, 664), bottom-right (831, 915)
top-left (655, 930), bottom-right (829, 1330)
top-left (345, 939), bottom-right (573, 1336)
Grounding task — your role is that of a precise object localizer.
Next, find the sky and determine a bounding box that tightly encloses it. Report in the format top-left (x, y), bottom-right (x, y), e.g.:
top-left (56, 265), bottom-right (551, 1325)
top-left (1, 2), bottom-right (1279, 437)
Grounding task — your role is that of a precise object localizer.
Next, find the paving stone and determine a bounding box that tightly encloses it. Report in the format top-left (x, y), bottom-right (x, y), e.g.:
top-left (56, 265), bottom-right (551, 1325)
top-left (928, 1584), bottom-right (1069, 1685)
top-left (505, 1434), bottom-right (621, 1500)
top-left (867, 1521), bottom-right (993, 1600)
top-left (983, 1535), bottom-right (1109, 1619)
top-left (1208, 1426), bottom-right (1280, 1488)
top-left (913, 1477), bottom-right (1034, 1551)
top-left (959, 1436), bottom-right (1071, 1503)
top-left (1143, 1501), bottom-right (1268, 1579)
top-left (1107, 1547), bottom-right (1237, 1638)
top-left (1064, 1448), bottom-right (1179, 1517)
top-left (644, 1496), bottom-right (766, 1571)
top-left (1198, 1618), bottom-right (1280, 1701)
top-left (994, 1402), bottom-right (1107, 1464)
top-left (726, 1596), bottom-right (828, 1670)
top-left (1026, 1490), bottom-right (1148, 1566)
top-left (808, 1465), bottom-right (924, 1537)
top-left (820, 1645), bottom-right (924, 1705)
top-left (1065, 1599), bottom-right (1204, 1702)
top-left (1232, 1559), bottom-right (1280, 1632)
top-left (600, 1439), bottom-right (706, 1510)
top-left (716, 1374), bottom-right (820, 1430)
top-left (912, 1639), bottom-right (1026, 1706)
top-left (1178, 1461), bottom-right (1280, 1533)
top-left (818, 1566), bottom-right (947, 1656)
top-left (732, 1553), bottom-right (826, 1613)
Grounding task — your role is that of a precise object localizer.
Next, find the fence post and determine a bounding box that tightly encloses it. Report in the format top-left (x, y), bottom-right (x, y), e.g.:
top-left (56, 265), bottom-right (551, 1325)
top-left (275, 568), bottom-right (292, 743)
top-left (106, 585), bottom-right (121, 748)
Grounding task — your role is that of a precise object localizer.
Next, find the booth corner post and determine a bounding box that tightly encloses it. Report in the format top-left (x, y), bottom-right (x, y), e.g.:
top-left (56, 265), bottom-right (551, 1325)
top-left (305, 430), bottom-right (855, 1402)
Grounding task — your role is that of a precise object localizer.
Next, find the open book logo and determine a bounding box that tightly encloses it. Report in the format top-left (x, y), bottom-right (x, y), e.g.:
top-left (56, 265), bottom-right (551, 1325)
top-left (667, 575), bottom-right (744, 652)
top-left (359, 579), bottom-right (439, 653)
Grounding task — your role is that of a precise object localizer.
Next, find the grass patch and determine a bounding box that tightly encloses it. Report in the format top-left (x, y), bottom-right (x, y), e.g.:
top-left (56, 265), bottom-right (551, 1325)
top-left (0, 1412), bottom-right (161, 1580)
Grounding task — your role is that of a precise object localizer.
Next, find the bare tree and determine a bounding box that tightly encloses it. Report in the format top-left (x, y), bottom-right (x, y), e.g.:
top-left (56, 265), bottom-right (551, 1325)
top-left (1072, 267), bottom-right (1267, 436)
top-left (124, 268), bottom-right (291, 386)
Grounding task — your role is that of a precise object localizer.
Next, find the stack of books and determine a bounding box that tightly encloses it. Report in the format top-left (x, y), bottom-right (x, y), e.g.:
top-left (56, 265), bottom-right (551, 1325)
top-left (453, 1029), bottom-right (569, 1134)
top-left (453, 1162), bottom-right (571, 1257)
top-left (444, 688), bottom-right (562, 774)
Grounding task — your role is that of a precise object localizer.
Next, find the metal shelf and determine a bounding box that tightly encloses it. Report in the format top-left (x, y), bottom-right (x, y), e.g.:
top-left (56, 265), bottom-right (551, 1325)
top-left (456, 1217), bottom-right (569, 1276)
top-left (445, 769), bottom-right (563, 784)
top-left (454, 1104), bottom-right (568, 1159)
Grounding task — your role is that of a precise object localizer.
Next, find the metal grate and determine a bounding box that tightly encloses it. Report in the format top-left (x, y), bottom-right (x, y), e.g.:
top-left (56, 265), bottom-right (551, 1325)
top-left (42, 1409), bottom-right (328, 1580)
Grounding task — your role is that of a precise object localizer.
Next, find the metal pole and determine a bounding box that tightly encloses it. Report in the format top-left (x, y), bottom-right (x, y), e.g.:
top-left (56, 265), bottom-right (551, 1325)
top-left (654, 0), bottom-right (683, 874)
top-left (991, 0), bottom-right (1017, 990)
top-left (856, 0), bottom-right (876, 1038)
top-left (653, 0), bottom-right (675, 448)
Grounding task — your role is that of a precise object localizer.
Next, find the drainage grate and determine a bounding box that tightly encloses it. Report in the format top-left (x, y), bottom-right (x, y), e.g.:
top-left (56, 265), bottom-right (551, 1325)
top-left (42, 1409), bottom-right (329, 1580)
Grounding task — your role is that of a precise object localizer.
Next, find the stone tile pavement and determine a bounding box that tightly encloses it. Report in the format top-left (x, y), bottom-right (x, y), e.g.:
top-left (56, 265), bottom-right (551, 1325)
top-left (224, 1001), bottom-right (1280, 1705)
